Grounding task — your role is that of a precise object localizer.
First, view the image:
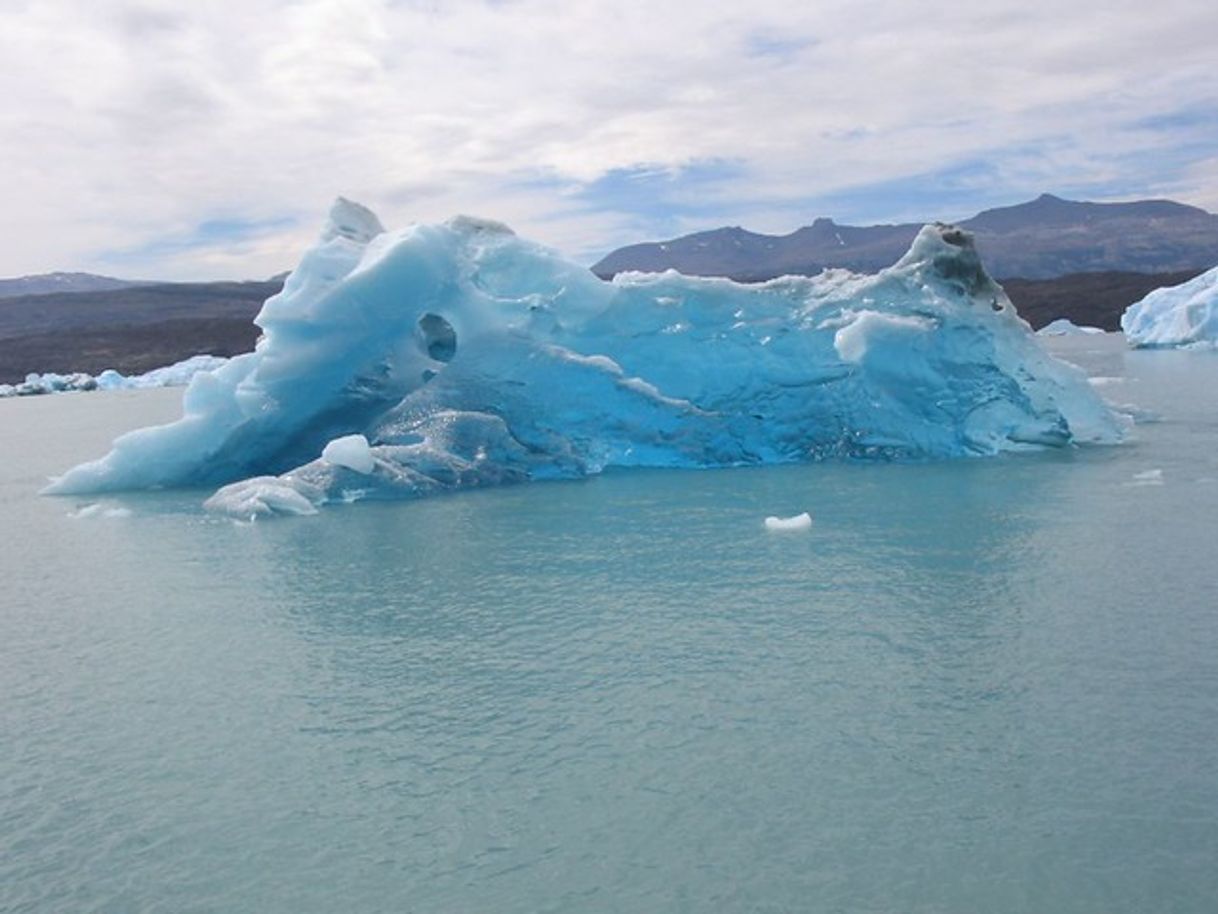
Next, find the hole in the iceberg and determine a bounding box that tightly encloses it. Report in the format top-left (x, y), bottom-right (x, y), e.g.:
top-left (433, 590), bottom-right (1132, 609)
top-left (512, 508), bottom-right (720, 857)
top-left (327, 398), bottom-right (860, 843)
top-left (991, 300), bottom-right (1004, 312)
top-left (417, 313), bottom-right (457, 362)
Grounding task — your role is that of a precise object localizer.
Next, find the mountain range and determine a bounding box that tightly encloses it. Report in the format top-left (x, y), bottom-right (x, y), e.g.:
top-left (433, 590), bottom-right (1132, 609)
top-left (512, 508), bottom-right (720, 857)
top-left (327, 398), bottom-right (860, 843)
top-left (591, 194), bottom-right (1218, 281)
top-left (0, 271), bottom-right (149, 299)
top-left (3, 194), bottom-right (1217, 383)
top-left (0, 280), bottom-right (278, 383)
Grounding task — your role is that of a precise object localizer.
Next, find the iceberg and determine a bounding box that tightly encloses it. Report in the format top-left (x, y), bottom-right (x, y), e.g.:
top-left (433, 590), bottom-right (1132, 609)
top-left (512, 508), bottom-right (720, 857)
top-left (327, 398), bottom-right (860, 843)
top-left (44, 199), bottom-right (1123, 517)
top-left (1037, 318), bottom-right (1105, 337)
top-left (0, 371), bottom-right (97, 397)
top-left (0, 355), bottom-right (228, 399)
top-left (95, 355), bottom-right (230, 391)
top-left (1121, 265), bottom-right (1218, 348)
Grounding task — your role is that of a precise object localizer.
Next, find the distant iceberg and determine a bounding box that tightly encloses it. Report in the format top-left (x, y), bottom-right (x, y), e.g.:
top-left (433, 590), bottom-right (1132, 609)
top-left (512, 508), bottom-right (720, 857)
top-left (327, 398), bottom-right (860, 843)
top-left (96, 355), bottom-right (231, 391)
top-left (1121, 266), bottom-right (1218, 348)
top-left (1, 355), bottom-right (228, 399)
top-left (0, 371), bottom-right (98, 398)
top-left (1037, 318), bottom-right (1105, 337)
top-left (45, 199), bottom-right (1124, 517)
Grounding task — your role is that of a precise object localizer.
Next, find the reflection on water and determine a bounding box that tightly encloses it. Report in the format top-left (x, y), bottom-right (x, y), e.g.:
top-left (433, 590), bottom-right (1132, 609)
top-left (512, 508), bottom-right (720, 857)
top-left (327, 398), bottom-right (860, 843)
top-left (3, 336), bottom-right (1218, 912)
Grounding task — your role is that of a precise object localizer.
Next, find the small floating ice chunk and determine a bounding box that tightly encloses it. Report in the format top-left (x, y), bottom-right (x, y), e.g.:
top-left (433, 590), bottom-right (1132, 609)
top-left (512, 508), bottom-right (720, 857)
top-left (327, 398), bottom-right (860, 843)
top-left (321, 434), bottom-right (375, 474)
top-left (1112, 403), bottom-right (1159, 424)
top-left (69, 502), bottom-right (131, 519)
top-left (1130, 469), bottom-right (1164, 486)
top-left (764, 512), bottom-right (812, 532)
top-left (1037, 318), bottom-right (1105, 336)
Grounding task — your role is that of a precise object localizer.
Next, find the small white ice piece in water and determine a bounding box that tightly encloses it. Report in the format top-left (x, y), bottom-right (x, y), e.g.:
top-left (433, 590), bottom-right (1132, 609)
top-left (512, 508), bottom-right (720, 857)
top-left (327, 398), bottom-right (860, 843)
top-left (764, 512), bottom-right (812, 532)
top-left (1130, 469), bottom-right (1164, 486)
top-left (69, 502), bottom-right (131, 519)
top-left (321, 434), bottom-right (375, 474)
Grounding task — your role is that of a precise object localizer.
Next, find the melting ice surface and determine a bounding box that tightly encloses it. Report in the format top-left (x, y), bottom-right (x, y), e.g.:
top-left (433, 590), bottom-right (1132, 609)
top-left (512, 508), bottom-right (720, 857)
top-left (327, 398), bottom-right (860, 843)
top-left (45, 199), bottom-right (1122, 516)
top-left (1121, 264), bottom-right (1218, 348)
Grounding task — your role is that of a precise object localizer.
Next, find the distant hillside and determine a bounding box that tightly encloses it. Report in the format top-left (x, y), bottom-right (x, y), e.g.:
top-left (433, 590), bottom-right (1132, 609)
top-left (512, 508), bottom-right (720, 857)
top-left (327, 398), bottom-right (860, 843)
top-left (592, 194), bottom-right (1218, 281)
top-left (0, 267), bottom-right (1198, 383)
top-left (0, 271), bottom-right (148, 299)
top-left (1001, 270), bottom-right (1203, 332)
top-left (0, 279), bottom-right (281, 383)
top-left (1, 199), bottom-right (1211, 384)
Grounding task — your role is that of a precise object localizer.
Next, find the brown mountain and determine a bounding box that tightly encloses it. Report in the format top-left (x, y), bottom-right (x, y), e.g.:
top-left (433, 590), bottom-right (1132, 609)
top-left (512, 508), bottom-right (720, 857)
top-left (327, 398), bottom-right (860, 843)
top-left (591, 194), bottom-right (1218, 281)
top-left (0, 280), bottom-right (280, 383)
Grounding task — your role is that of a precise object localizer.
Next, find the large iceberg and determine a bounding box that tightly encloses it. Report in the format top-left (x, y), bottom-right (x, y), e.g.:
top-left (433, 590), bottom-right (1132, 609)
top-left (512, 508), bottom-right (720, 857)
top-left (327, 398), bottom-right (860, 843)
top-left (1121, 265), bottom-right (1218, 348)
top-left (45, 199), bottom-right (1123, 517)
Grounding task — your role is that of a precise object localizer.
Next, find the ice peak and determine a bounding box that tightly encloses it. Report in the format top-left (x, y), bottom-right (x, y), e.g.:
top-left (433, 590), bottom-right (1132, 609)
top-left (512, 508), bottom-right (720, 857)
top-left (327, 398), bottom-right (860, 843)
top-left (321, 197), bottom-right (385, 244)
top-left (445, 214), bottom-right (515, 236)
top-left (895, 223), bottom-right (996, 297)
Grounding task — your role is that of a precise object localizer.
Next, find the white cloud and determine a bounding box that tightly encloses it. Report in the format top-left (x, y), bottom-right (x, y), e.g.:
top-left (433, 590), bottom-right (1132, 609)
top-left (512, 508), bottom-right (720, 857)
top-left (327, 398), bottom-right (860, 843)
top-left (0, 0), bottom-right (1216, 278)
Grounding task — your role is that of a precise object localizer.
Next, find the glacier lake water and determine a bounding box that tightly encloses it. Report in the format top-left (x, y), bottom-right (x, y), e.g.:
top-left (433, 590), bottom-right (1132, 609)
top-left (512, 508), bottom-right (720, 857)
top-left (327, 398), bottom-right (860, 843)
top-left (2, 333), bottom-right (1217, 913)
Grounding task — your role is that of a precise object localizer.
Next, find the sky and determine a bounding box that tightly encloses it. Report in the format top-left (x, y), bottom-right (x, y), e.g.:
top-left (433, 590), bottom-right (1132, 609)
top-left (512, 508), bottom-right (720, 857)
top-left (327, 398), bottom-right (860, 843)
top-left (1, 0), bottom-right (1216, 280)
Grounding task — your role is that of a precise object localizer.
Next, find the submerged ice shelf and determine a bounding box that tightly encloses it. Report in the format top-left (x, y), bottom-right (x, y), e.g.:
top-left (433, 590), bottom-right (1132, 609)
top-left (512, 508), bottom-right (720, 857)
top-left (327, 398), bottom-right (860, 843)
top-left (45, 199), bottom-right (1124, 517)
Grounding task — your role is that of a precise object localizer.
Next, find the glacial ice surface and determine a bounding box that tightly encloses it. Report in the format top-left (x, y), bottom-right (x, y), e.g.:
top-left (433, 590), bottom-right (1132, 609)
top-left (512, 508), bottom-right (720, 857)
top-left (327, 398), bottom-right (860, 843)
top-left (1121, 265), bottom-right (1218, 348)
top-left (45, 199), bottom-right (1123, 517)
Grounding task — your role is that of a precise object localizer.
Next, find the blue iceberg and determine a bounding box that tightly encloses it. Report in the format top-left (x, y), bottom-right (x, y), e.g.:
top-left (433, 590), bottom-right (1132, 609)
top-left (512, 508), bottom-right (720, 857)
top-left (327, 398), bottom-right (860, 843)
top-left (1121, 265), bottom-right (1218, 348)
top-left (45, 199), bottom-right (1123, 517)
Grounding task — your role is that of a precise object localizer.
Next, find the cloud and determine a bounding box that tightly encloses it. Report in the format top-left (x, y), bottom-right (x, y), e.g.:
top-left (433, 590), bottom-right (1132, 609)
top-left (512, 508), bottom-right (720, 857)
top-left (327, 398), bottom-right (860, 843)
top-left (99, 214), bottom-right (304, 279)
top-left (0, 0), bottom-right (1216, 278)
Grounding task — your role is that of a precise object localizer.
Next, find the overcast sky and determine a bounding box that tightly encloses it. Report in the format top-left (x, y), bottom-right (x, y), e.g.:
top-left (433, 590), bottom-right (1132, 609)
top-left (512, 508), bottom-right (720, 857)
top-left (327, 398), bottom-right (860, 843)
top-left (2, 0), bottom-right (1216, 280)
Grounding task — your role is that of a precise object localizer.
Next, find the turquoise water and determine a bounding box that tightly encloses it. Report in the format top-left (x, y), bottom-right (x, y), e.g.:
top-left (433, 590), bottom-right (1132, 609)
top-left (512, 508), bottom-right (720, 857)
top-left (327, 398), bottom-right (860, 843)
top-left (2, 335), bottom-right (1217, 912)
